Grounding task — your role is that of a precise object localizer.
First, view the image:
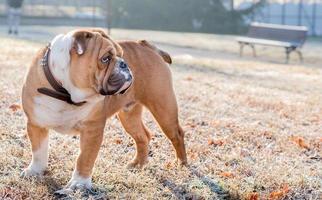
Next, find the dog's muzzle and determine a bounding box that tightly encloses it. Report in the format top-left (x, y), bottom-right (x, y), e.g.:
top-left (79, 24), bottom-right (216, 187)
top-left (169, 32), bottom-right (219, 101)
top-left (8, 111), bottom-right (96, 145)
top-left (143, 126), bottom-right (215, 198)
top-left (100, 58), bottom-right (133, 96)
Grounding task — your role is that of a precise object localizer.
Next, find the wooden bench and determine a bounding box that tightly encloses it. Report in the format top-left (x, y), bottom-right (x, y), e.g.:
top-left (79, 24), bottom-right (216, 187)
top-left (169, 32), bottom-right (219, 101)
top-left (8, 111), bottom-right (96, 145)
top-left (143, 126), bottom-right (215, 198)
top-left (237, 22), bottom-right (308, 63)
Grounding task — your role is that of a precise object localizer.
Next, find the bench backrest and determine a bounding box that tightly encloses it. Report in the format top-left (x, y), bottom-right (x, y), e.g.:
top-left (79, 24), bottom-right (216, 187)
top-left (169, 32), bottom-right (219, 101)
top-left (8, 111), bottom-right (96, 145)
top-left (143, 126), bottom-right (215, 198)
top-left (247, 22), bottom-right (308, 47)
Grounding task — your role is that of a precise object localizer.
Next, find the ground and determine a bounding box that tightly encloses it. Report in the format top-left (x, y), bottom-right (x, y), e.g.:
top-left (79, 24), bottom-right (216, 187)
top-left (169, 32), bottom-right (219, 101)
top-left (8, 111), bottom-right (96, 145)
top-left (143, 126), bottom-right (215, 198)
top-left (0, 26), bottom-right (321, 200)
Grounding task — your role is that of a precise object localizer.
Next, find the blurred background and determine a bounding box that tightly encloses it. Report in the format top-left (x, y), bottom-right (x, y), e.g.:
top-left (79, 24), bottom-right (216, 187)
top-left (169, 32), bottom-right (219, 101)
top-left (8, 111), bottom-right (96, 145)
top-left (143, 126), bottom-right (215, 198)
top-left (0, 1), bottom-right (321, 199)
top-left (0, 0), bottom-right (321, 35)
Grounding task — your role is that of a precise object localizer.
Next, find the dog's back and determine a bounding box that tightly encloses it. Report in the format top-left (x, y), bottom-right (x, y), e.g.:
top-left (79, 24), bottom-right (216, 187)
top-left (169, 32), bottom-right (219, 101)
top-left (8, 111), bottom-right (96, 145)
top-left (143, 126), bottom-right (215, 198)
top-left (138, 40), bottom-right (172, 64)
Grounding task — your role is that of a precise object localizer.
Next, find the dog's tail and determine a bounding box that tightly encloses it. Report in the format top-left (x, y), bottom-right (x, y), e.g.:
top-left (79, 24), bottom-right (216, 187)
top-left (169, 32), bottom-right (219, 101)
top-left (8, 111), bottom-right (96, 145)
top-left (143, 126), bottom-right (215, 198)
top-left (139, 40), bottom-right (172, 65)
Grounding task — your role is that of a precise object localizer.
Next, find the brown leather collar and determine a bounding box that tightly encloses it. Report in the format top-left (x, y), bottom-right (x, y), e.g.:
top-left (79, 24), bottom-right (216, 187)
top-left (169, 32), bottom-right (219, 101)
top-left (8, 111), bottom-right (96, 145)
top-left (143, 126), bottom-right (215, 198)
top-left (37, 44), bottom-right (86, 106)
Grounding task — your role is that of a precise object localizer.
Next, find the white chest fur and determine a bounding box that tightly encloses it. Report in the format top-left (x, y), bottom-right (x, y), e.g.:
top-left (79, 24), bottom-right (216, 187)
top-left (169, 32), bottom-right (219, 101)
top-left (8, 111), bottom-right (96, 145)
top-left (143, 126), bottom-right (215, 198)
top-left (33, 95), bottom-right (103, 134)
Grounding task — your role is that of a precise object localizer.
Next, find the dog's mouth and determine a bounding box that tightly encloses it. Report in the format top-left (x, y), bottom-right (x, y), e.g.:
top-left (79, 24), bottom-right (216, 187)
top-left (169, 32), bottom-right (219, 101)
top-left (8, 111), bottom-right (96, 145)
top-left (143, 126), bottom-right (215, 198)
top-left (100, 60), bottom-right (133, 96)
top-left (100, 77), bottom-right (132, 96)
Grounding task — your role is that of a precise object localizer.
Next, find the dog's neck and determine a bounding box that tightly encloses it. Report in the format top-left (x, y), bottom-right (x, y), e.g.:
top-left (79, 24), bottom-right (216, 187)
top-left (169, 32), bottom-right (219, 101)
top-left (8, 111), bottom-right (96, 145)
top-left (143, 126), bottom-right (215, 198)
top-left (48, 33), bottom-right (91, 103)
top-left (49, 33), bottom-right (73, 90)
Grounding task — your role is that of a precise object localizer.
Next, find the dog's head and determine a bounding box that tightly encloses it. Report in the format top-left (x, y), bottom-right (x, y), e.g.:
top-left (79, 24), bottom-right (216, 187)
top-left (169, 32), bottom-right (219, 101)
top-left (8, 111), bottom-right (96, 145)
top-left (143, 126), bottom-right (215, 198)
top-left (49, 29), bottom-right (133, 103)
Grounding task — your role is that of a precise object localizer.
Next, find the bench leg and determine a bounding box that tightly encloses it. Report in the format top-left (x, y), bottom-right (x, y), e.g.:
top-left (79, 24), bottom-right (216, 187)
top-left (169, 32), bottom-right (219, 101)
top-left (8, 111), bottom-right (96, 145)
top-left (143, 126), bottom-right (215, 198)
top-left (239, 43), bottom-right (245, 57)
top-left (296, 49), bottom-right (303, 63)
top-left (250, 44), bottom-right (256, 57)
top-left (285, 47), bottom-right (302, 64)
top-left (285, 48), bottom-right (292, 64)
top-left (239, 43), bottom-right (256, 57)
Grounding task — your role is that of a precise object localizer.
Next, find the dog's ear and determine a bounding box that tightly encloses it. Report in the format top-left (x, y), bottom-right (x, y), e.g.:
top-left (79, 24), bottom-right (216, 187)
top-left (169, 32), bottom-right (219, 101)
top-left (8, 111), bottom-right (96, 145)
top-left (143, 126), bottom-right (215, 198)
top-left (73, 31), bottom-right (93, 55)
top-left (92, 29), bottom-right (124, 57)
top-left (91, 28), bottom-right (108, 38)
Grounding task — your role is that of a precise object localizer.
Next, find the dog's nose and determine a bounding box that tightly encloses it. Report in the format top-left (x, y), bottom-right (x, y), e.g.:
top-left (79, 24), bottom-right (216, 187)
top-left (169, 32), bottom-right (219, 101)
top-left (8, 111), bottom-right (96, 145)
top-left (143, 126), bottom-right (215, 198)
top-left (120, 61), bottom-right (128, 69)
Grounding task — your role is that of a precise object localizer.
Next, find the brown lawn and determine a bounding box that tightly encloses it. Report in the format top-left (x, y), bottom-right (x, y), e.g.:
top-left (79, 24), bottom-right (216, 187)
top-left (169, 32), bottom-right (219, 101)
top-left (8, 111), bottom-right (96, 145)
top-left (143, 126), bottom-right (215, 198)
top-left (0, 26), bottom-right (321, 199)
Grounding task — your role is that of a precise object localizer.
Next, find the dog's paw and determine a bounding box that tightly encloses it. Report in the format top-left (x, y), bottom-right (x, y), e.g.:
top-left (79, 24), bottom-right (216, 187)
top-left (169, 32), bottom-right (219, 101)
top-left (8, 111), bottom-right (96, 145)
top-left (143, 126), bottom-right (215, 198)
top-left (54, 178), bottom-right (92, 198)
top-left (178, 159), bottom-right (188, 167)
top-left (58, 171), bottom-right (92, 191)
top-left (126, 159), bottom-right (148, 169)
top-left (20, 167), bottom-right (44, 178)
top-left (65, 178), bottom-right (92, 190)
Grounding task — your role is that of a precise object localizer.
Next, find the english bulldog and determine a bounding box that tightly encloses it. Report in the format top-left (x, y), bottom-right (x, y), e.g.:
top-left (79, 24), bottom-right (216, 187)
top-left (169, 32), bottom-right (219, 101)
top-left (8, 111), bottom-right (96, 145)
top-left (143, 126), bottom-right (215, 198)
top-left (21, 29), bottom-right (187, 192)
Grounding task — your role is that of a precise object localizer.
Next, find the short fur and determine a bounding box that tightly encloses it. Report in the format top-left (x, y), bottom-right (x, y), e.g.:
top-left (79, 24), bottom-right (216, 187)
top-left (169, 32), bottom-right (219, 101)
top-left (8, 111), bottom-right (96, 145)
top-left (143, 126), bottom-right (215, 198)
top-left (21, 29), bottom-right (187, 191)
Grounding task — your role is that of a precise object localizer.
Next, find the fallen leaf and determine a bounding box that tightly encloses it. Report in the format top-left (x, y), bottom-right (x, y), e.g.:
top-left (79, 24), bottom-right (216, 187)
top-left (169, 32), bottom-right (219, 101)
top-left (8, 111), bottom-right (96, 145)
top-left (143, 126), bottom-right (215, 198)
top-left (9, 104), bottom-right (21, 112)
top-left (189, 152), bottom-right (198, 160)
top-left (165, 162), bottom-right (173, 169)
top-left (290, 136), bottom-right (309, 149)
top-left (263, 131), bottom-right (273, 139)
top-left (269, 191), bottom-right (283, 200)
top-left (269, 184), bottom-right (289, 200)
top-left (114, 139), bottom-right (122, 144)
top-left (247, 192), bottom-right (259, 200)
top-left (208, 139), bottom-right (225, 146)
top-left (186, 122), bottom-right (196, 128)
top-left (282, 184), bottom-right (290, 193)
top-left (219, 172), bottom-right (234, 178)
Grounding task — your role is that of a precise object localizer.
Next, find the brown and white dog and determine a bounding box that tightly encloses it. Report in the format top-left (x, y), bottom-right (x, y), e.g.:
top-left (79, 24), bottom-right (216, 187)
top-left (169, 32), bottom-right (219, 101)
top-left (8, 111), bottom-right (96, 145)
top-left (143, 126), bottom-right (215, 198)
top-left (21, 29), bottom-right (187, 192)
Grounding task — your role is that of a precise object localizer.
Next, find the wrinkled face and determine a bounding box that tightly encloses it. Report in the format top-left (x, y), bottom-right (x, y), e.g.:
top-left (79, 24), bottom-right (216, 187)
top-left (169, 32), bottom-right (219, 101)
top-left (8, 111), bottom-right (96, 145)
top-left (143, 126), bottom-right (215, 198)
top-left (69, 30), bottom-right (133, 97)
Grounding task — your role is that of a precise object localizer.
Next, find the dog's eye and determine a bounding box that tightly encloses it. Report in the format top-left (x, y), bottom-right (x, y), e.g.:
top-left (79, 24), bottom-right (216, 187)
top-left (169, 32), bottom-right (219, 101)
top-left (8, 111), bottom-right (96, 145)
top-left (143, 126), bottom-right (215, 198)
top-left (101, 55), bottom-right (111, 64)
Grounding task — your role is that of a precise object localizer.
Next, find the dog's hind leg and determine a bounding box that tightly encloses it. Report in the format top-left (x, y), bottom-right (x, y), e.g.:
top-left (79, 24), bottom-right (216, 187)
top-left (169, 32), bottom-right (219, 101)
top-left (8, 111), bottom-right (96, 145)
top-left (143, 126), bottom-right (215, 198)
top-left (144, 93), bottom-right (187, 166)
top-left (118, 104), bottom-right (151, 169)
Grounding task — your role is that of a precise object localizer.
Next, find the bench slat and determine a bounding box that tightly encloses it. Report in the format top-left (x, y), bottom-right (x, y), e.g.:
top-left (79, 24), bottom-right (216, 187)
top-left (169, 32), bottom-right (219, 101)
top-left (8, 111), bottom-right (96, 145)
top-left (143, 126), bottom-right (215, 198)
top-left (237, 37), bottom-right (296, 48)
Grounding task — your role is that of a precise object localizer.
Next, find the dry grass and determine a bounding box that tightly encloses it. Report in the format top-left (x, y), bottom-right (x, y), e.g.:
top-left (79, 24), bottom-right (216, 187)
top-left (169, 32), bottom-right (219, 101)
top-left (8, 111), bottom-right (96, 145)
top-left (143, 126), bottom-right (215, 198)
top-left (0, 27), bottom-right (321, 200)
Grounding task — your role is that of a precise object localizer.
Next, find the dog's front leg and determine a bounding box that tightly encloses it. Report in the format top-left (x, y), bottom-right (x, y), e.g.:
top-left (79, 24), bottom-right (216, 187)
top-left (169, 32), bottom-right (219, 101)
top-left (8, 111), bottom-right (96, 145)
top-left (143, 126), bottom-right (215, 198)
top-left (65, 129), bottom-right (104, 190)
top-left (21, 122), bottom-right (49, 177)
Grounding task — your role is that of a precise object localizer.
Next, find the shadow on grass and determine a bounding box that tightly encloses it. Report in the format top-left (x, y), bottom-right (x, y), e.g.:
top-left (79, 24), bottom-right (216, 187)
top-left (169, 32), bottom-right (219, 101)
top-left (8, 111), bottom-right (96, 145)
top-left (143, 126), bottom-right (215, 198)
top-left (42, 176), bottom-right (62, 194)
top-left (44, 176), bottom-right (108, 200)
top-left (188, 167), bottom-right (235, 200)
top-left (155, 166), bottom-right (236, 200)
top-left (160, 178), bottom-right (203, 200)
